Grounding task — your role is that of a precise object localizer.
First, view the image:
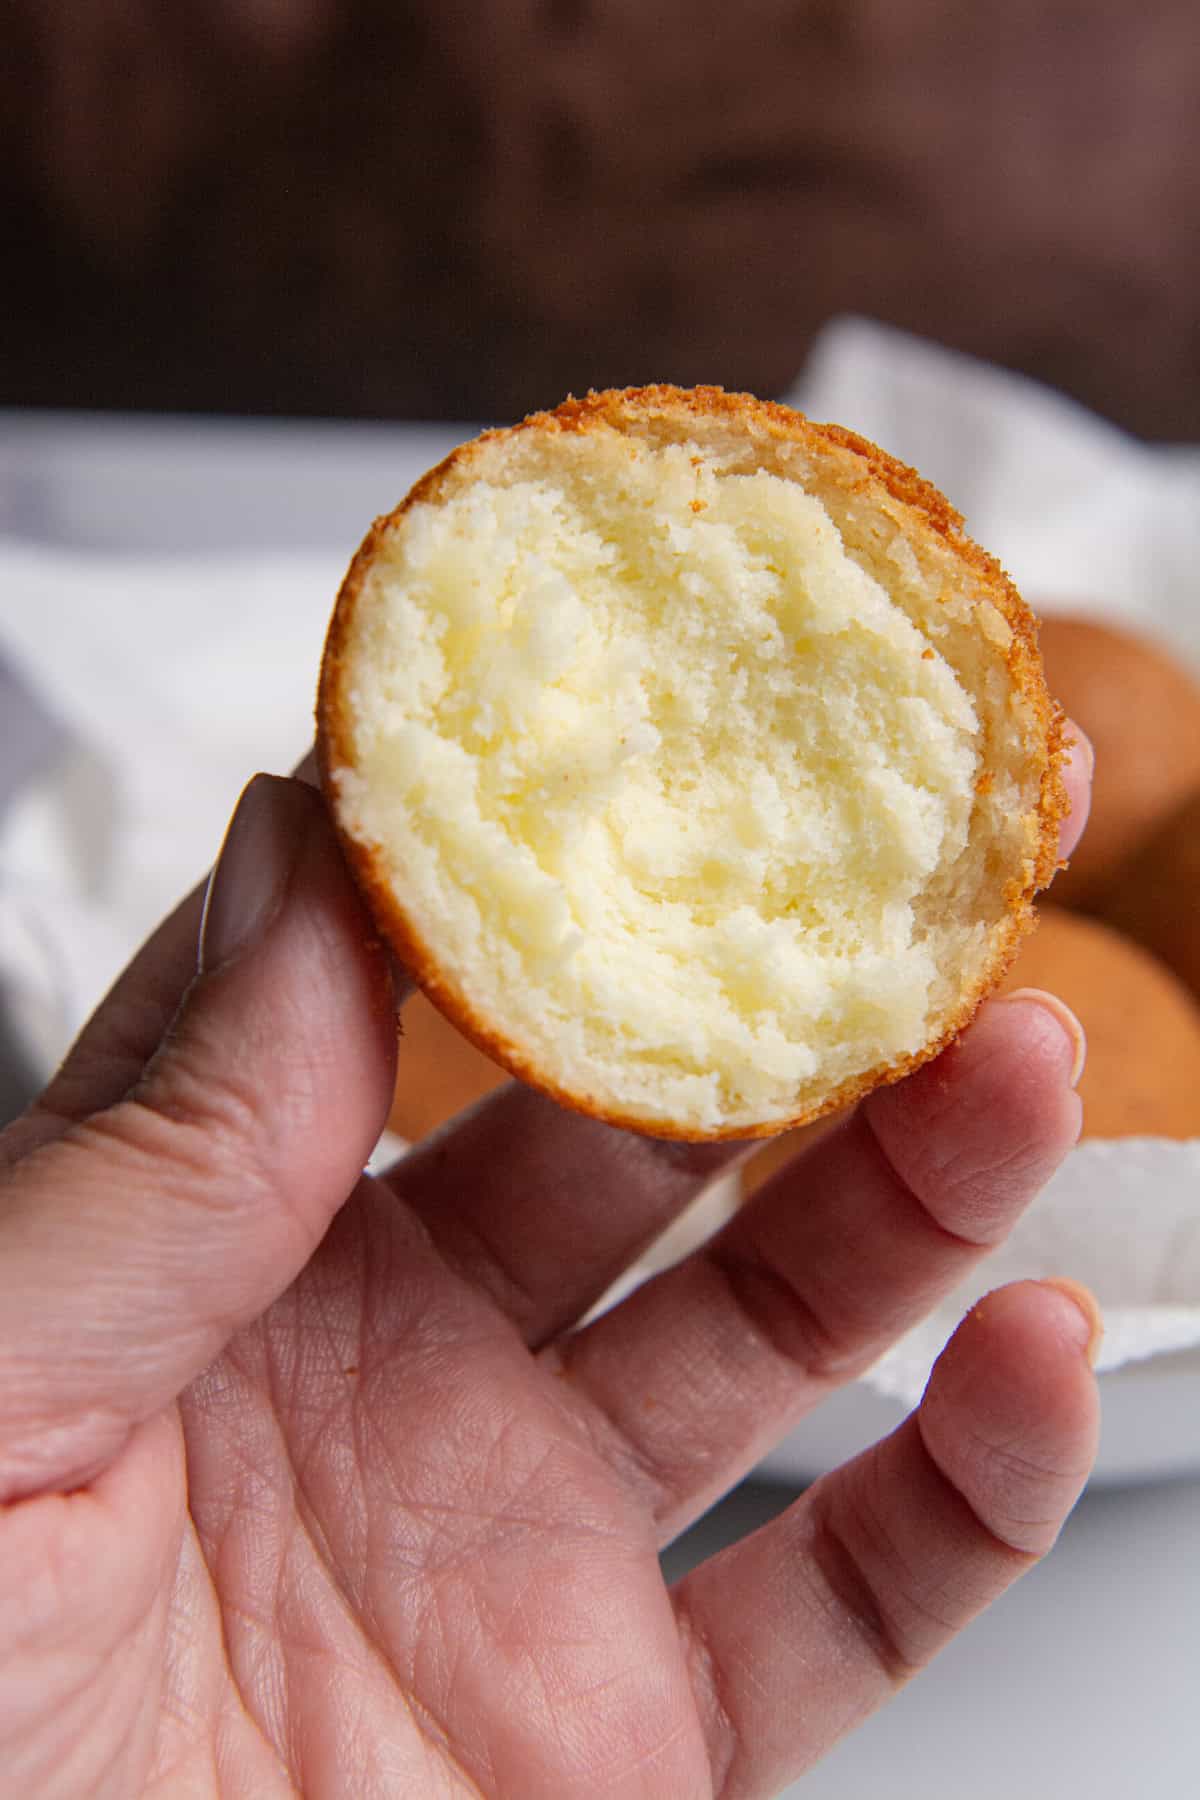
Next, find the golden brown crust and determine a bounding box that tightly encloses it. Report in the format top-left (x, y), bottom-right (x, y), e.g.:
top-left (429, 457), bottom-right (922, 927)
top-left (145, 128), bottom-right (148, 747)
top-left (1000, 905), bottom-right (1200, 1138)
top-left (1035, 615), bottom-right (1200, 909)
top-left (1097, 787), bottom-right (1200, 1004)
top-left (317, 384), bottom-right (1068, 1141)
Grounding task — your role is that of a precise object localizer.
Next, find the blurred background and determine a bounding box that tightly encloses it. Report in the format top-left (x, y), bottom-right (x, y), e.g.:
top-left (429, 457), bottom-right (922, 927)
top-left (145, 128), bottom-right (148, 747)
top-left (2, 0), bottom-right (1199, 436)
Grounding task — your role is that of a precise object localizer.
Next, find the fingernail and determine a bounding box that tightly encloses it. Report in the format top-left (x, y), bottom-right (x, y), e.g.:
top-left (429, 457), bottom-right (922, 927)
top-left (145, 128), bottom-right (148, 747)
top-left (1064, 721), bottom-right (1095, 785)
top-left (1056, 720), bottom-right (1095, 867)
top-left (291, 746), bottom-right (320, 786)
top-left (200, 775), bottom-right (321, 973)
top-left (1002, 989), bottom-right (1087, 1088)
top-left (1039, 1278), bottom-right (1104, 1367)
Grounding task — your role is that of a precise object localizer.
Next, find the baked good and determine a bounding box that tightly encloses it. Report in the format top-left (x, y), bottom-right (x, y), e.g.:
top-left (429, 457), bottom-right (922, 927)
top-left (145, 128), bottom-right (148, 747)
top-left (1035, 614), bottom-right (1200, 910)
top-left (1097, 787), bottom-right (1200, 1006)
top-left (999, 905), bottom-right (1200, 1139)
top-left (318, 385), bottom-right (1066, 1140)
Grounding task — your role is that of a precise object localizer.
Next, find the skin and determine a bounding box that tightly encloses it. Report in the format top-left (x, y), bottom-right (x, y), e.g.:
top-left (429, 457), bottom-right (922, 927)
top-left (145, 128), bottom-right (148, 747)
top-left (0, 733), bottom-right (1096, 1799)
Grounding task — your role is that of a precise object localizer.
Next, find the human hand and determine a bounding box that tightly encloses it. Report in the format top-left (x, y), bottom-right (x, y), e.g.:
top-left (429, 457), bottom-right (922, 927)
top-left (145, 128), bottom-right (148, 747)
top-left (1, 737), bottom-right (1097, 1798)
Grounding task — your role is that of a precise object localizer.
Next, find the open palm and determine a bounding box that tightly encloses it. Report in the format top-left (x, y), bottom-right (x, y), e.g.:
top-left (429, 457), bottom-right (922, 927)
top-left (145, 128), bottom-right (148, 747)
top-left (1, 771), bottom-right (1098, 1798)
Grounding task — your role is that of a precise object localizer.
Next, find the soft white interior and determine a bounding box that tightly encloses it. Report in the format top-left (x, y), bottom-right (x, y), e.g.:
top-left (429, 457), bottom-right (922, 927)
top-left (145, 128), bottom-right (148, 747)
top-left (334, 425), bottom-right (1025, 1131)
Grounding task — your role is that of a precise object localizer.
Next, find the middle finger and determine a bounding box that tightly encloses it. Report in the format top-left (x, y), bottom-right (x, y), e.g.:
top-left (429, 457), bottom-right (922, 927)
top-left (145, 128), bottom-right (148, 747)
top-left (386, 1085), bottom-right (747, 1343)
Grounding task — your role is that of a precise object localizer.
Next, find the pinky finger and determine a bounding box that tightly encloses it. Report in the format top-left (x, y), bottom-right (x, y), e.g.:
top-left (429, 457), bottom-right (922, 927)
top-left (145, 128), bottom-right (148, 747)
top-left (674, 1280), bottom-right (1101, 1799)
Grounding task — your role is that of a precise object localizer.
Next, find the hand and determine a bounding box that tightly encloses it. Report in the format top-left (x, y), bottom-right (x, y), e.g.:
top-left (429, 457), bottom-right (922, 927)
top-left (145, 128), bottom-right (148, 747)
top-left (1, 739), bottom-right (1097, 1798)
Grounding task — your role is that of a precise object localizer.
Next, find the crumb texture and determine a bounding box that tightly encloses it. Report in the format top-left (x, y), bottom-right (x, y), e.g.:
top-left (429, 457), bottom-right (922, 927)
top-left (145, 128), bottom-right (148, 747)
top-left (328, 400), bottom-right (1050, 1133)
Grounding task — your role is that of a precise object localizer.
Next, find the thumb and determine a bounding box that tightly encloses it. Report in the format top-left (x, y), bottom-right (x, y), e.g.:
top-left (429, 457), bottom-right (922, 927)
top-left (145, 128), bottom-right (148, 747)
top-left (0, 774), bottom-right (397, 1501)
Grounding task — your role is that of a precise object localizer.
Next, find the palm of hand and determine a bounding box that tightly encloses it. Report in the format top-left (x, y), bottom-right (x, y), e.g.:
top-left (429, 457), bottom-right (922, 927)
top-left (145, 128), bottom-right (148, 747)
top-left (21, 1185), bottom-right (713, 1797)
top-left (169, 1188), bottom-right (701, 1797)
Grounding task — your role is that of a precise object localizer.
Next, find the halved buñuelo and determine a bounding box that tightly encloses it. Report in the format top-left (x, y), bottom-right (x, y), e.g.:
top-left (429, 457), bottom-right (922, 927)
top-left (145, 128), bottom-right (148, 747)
top-left (318, 386), bottom-right (1066, 1140)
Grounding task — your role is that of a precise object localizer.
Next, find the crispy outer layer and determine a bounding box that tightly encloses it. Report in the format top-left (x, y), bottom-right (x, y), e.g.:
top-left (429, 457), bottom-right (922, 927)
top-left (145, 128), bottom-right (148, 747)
top-left (317, 385), bottom-right (1068, 1140)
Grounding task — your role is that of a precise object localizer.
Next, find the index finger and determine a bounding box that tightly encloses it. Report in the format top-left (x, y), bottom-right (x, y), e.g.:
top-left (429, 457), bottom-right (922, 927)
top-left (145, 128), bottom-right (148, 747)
top-left (1057, 718), bottom-right (1094, 864)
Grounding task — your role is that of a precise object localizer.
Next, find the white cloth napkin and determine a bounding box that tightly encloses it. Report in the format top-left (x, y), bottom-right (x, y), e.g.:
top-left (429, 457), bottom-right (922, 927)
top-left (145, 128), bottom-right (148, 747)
top-left (0, 548), bottom-right (344, 1064)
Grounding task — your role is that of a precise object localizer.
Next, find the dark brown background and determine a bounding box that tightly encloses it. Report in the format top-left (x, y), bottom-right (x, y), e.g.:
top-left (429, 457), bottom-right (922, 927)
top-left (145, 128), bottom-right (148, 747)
top-left (3, 1), bottom-right (1197, 435)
